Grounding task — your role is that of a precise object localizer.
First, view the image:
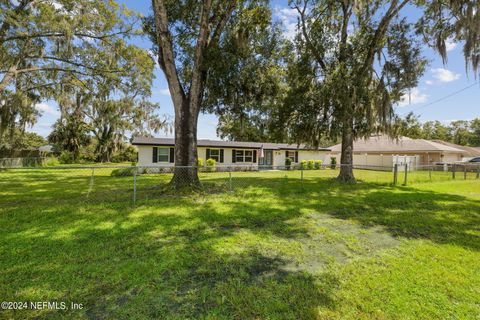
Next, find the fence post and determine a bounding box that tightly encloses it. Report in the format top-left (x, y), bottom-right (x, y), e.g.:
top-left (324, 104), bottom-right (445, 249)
top-left (133, 167), bottom-right (137, 206)
top-left (87, 167), bottom-right (95, 199)
top-left (403, 163), bottom-right (408, 185)
top-left (301, 167), bottom-right (304, 189)
top-left (228, 166), bottom-right (232, 192)
top-left (477, 165), bottom-right (480, 179)
top-left (393, 164), bottom-right (398, 185)
top-left (452, 164), bottom-right (456, 180)
top-left (464, 165), bottom-right (467, 180)
top-left (429, 165), bottom-right (432, 181)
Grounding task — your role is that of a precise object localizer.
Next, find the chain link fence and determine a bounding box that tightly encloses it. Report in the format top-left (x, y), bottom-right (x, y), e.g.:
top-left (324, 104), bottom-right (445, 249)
top-left (1, 163), bottom-right (478, 206)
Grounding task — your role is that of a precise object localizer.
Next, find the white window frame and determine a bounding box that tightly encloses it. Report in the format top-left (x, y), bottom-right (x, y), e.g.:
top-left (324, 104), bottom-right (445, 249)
top-left (235, 149), bottom-right (254, 163)
top-left (157, 147), bottom-right (170, 163)
top-left (209, 149), bottom-right (221, 162)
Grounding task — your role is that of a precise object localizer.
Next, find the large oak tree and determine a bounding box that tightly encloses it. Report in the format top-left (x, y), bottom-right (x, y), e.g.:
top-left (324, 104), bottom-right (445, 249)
top-left (0, 0), bottom-right (140, 149)
top-left (279, 0), bottom-right (478, 182)
top-left (146, 0), bottom-right (275, 187)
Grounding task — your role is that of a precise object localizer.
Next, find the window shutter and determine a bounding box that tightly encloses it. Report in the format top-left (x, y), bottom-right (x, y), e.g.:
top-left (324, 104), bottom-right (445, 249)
top-left (232, 149), bottom-right (236, 163)
top-left (206, 148), bottom-right (210, 159)
top-left (152, 147), bottom-right (158, 163)
top-left (285, 150), bottom-right (288, 159)
top-left (295, 151), bottom-right (299, 163)
top-left (253, 150), bottom-right (257, 163)
top-left (169, 147), bottom-right (174, 163)
top-left (220, 149), bottom-right (224, 163)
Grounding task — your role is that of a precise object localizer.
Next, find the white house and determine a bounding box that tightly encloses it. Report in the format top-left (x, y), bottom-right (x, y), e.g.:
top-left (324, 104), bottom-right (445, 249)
top-left (132, 137), bottom-right (331, 168)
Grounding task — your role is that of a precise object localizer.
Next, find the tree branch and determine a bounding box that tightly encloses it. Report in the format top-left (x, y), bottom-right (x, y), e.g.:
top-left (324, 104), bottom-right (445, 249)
top-left (189, 0), bottom-right (213, 114)
top-left (0, 66), bottom-right (92, 77)
top-left (294, 1), bottom-right (328, 72)
top-left (208, 1), bottom-right (237, 47)
top-left (24, 55), bottom-right (125, 74)
top-left (362, 0), bottom-right (410, 74)
top-left (151, 0), bottom-right (186, 107)
top-left (3, 28), bottom-right (135, 43)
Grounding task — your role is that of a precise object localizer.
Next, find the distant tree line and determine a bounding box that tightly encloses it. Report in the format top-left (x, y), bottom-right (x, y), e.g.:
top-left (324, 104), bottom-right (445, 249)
top-left (0, 0), bottom-right (168, 162)
top-left (397, 113), bottom-right (480, 147)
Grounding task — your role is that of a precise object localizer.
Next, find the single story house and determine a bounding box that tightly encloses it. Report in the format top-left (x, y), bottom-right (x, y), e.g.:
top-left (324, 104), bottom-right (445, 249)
top-left (431, 140), bottom-right (480, 161)
top-left (328, 135), bottom-right (474, 167)
top-left (132, 137), bottom-right (331, 168)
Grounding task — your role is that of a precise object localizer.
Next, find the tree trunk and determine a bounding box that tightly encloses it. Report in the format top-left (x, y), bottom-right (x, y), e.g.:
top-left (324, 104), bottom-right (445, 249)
top-left (338, 122), bottom-right (356, 183)
top-left (170, 99), bottom-right (200, 188)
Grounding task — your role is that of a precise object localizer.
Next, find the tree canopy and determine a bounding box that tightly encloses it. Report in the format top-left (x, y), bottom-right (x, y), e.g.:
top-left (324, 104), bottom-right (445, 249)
top-left (0, 0), bottom-right (145, 152)
top-left (146, 0), bottom-right (283, 186)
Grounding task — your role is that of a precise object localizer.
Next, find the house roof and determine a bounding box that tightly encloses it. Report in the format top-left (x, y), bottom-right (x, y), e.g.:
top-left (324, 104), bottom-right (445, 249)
top-left (132, 137), bottom-right (331, 151)
top-left (38, 145), bottom-right (53, 153)
top-left (329, 135), bottom-right (467, 154)
top-left (431, 140), bottom-right (480, 157)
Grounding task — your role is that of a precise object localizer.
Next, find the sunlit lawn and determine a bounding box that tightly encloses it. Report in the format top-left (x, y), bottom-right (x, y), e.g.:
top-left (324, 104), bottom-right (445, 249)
top-left (0, 167), bottom-right (479, 319)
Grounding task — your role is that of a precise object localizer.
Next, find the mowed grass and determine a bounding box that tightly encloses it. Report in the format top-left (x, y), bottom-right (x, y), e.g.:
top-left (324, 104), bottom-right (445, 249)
top-left (0, 168), bottom-right (479, 319)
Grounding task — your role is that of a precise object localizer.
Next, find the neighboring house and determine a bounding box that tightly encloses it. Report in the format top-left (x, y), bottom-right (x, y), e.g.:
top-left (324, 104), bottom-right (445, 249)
top-left (38, 145), bottom-right (54, 156)
top-left (132, 137), bottom-right (331, 168)
top-left (431, 140), bottom-right (480, 161)
top-left (328, 135), bottom-right (471, 167)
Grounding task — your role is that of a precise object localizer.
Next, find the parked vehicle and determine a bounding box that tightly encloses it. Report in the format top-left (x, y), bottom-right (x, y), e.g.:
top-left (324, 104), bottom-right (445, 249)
top-left (468, 157), bottom-right (480, 163)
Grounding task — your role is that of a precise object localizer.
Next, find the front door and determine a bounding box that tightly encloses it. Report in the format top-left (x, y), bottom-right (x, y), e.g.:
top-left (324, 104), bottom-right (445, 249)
top-left (259, 150), bottom-right (273, 169)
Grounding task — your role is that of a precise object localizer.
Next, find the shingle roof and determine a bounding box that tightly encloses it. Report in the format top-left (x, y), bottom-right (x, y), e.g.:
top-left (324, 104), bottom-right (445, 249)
top-left (132, 137), bottom-right (331, 151)
top-left (329, 135), bottom-right (466, 154)
top-left (432, 140), bottom-right (480, 157)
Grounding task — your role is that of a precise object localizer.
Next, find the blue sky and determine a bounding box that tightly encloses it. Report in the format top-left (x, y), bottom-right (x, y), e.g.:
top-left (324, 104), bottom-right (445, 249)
top-left (31, 0), bottom-right (479, 140)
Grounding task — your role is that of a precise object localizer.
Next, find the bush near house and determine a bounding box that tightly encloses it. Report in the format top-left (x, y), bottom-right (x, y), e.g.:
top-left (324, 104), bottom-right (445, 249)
top-left (307, 160), bottom-right (315, 170)
top-left (330, 157), bottom-right (337, 169)
top-left (197, 158), bottom-right (204, 168)
top-left (314, 160), bottom-right (322, 169)
top-left (285, 157), bottom-right (292, 170)
top-left (206, 158), bottom-right (216, 172)
top-left (300, 160), bottom-right (308, 170)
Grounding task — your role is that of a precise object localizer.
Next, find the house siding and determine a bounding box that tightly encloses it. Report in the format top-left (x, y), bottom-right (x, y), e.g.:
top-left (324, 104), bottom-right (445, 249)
top-left (327, 151), bottom-right (464, 167)
top-left (137, 145), bottom-right (329, 167)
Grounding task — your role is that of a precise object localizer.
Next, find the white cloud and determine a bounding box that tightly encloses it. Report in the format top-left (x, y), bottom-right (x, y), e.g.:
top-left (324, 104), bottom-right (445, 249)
top-left (159, 88), bottom-right (171, 96)
top-left (445, 38), bottom-right (457, 52)
top-left (425, 80), bottom-right (434, 85)
top-left (275, 7), bottom-right (298, 40)
top-left (432, 68), bottom-right (461, 83)
top-left (397, 88), bottom-right (428, 107)
top-left (35, 103), bottom-right (59, 116)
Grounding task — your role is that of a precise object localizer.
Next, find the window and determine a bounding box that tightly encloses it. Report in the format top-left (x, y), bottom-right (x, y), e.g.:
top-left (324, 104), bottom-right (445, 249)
top-left (158, 148), bottom-right (170, 162)
top-left (286, 151), bottom-right (296, 162)
top-left (245, 150), bottom-right (253, 162)
top-left (235, 150), bottom-right (254, 163)
top-left (209, 149), bottom-right (220, 162)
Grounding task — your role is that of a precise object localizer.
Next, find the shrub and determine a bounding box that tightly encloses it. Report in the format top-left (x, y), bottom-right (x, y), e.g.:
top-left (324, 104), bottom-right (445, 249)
top-left (285, 157), bottom-right (292, 170)
top-left (111, 145), bottom-right (138, 163)
top-left (307, 160), bottom-right (315, 170)
top-left (206, 158), bottom-right (216, 172)
top-left (43, 157), bottom-right (60, 167)
top-left (197, 158), bottom-right (204, 168)
top-left (314, 160), bottom-right (322, 169)
top-left (59, 151), bottom-right (75, 164)
top-left (330, 157), bottom-right (337, 169)
top-left (110, 167), bottom-right (136, 177)
top-left (300, 159), bottom-right (308, 170)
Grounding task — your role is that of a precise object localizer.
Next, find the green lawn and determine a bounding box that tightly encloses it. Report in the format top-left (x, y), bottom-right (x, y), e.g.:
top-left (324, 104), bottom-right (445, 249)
top-left (0, 168), bottom-right (479, 319)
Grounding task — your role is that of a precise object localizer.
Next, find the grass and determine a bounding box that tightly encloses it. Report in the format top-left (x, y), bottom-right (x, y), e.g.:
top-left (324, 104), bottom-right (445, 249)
top-left (0, 168), bottom-right (479, 319)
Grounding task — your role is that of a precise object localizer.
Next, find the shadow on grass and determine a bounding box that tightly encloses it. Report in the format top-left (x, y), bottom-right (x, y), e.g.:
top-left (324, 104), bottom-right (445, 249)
top-left (0, 171), bottom-right (479, 318)
top-left (1, 197), bottom-right (338, 319)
